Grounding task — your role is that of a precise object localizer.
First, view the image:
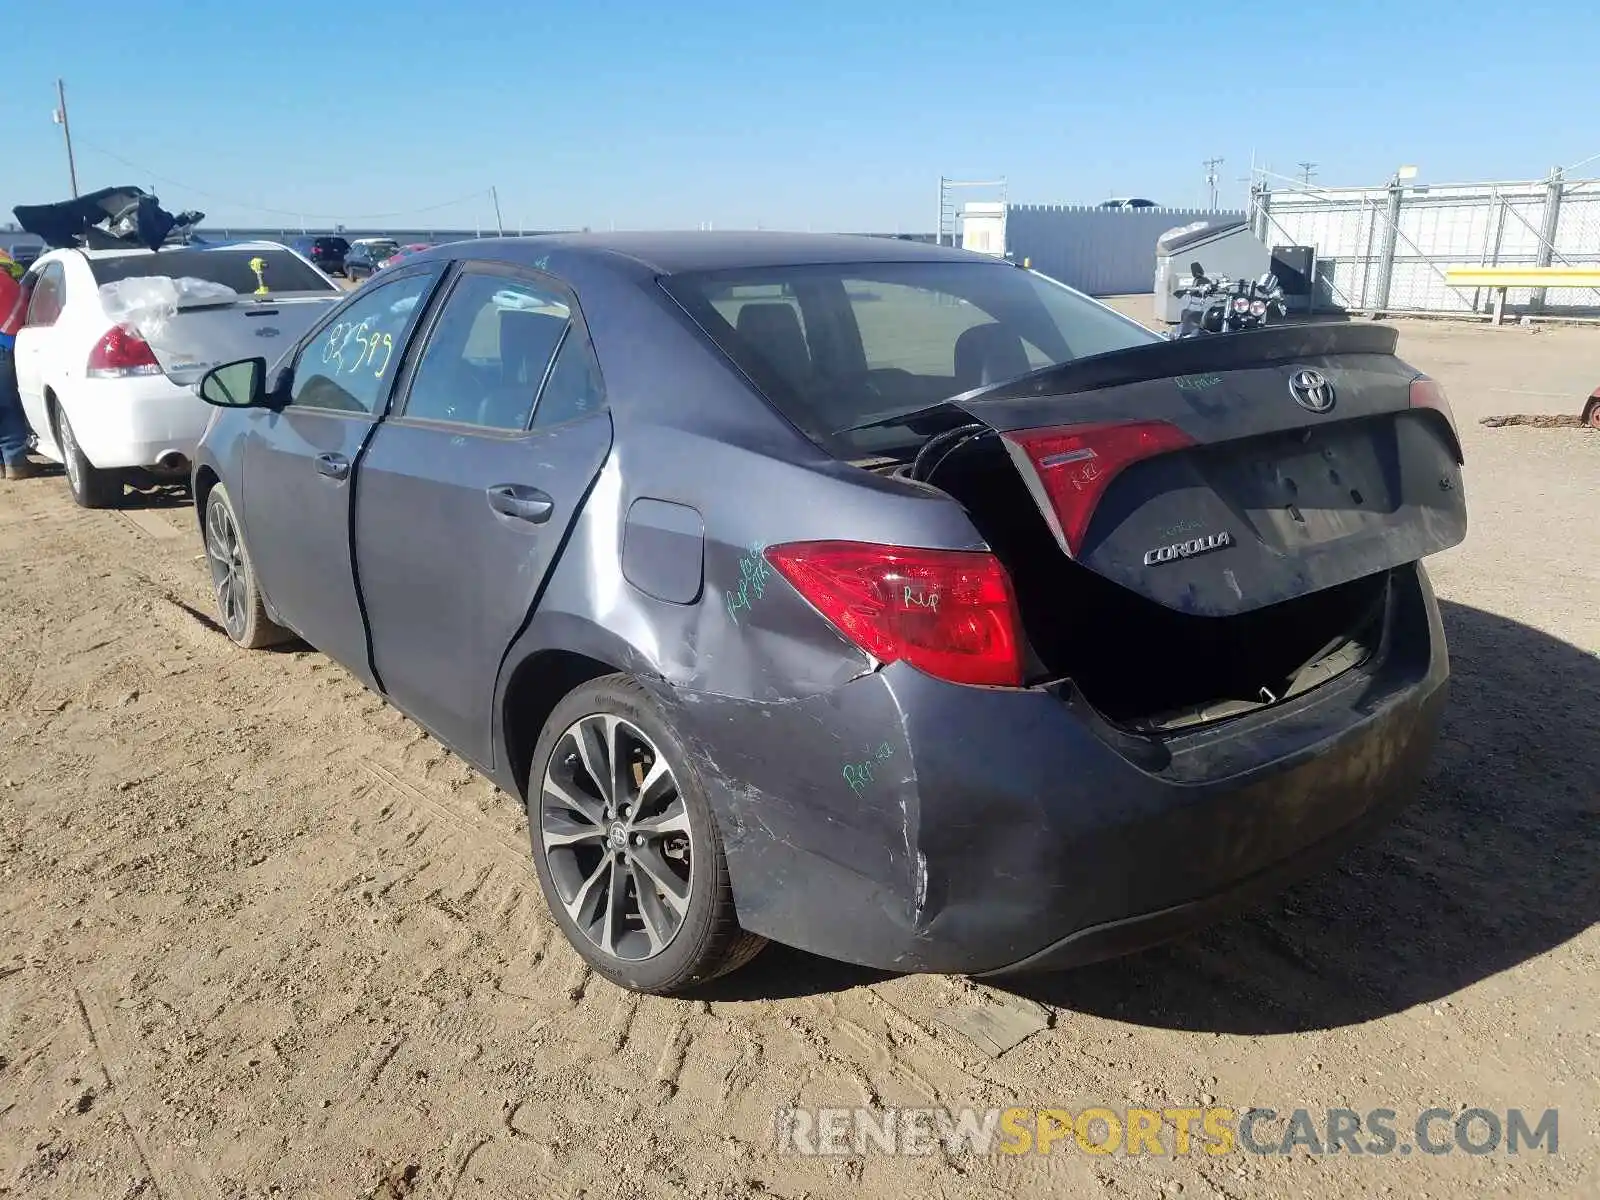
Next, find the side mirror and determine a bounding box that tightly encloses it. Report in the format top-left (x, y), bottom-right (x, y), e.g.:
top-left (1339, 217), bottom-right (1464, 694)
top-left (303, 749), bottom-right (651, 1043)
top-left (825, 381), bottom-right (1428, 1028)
top-left (1189, 261), bottom-right (1205, 278)
top-left (198, 357), bottom-right (267, 408)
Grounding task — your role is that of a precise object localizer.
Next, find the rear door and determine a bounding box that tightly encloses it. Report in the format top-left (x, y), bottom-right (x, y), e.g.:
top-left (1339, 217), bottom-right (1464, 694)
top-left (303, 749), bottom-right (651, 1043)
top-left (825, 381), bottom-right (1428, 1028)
top-left (352, 264), bottom-right (612, 762)
top-left (12, 261), bottom-right (67, 439)
top-left (236, 265), bottom-right (443, 684)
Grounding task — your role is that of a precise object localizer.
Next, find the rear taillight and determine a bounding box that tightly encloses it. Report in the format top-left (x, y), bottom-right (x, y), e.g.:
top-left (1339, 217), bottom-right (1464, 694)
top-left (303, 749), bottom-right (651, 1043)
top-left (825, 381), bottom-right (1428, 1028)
top-left (1409, 376), bottom-right (1463, 461)
top-left (763, 540), bottom-right (1024, 687)
top-left (87, 327), bottom-right (161, 379)
top-left (1002, 420), bottom-right (1196, 557)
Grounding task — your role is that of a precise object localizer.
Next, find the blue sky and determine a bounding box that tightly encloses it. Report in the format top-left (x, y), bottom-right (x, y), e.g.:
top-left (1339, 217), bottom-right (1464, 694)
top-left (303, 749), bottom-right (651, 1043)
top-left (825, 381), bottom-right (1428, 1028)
top-left (6, 0), bottom-right (1596, 232)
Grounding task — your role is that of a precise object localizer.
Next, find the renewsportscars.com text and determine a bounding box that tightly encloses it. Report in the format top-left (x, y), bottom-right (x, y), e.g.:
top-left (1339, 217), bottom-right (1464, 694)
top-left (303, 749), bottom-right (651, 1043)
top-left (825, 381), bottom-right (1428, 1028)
top-left (774, 1105), bottom-right (1559, 1158)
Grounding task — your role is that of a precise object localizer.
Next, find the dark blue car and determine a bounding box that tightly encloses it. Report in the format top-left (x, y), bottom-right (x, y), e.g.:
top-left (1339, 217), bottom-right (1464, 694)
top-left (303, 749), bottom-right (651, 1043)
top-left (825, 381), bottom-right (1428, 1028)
top-left (189, 233), bottom-right (1466, 995)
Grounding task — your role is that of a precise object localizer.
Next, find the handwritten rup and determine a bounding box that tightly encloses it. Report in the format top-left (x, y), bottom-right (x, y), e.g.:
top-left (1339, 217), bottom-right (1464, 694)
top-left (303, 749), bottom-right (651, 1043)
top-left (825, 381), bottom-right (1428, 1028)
top-left (842, 742), bottom-right (895, 794)
top-left (725, 543), bottom-right (774, 623)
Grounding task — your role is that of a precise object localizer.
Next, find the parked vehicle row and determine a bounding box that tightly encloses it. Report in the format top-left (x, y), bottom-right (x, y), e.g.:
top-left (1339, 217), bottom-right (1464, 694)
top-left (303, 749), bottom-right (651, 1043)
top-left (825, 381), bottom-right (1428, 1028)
top-left (175, 232), bottom-right (1467, 995)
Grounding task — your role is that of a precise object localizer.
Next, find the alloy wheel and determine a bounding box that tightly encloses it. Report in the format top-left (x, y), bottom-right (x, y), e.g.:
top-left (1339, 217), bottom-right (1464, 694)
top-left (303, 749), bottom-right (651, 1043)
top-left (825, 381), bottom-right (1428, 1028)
top-left (539, 714), bottom-right (694, 961)
top-left (204, 498), bottom-right (248, 641)
top-left (58, 413), bottom-right (81, 495)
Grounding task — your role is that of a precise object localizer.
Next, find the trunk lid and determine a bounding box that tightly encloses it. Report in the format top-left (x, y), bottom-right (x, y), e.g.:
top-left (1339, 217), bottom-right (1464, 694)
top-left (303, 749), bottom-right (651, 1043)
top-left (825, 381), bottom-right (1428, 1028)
top-left (98, 278), bottom-right (340, 386)
top-left (940, 323), bottom-right (1466, 617)
top-left (140, 296), bottom-right (339, 386)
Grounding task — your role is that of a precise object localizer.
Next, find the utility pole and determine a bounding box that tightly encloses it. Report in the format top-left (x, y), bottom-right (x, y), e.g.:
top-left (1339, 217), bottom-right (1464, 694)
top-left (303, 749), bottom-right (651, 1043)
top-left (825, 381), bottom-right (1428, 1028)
top-left (490, 186), bottom-right (505, 236)
top-left (1297, 161), bottom-right (1318, 186)
top-left (1203, 157), bottom-right (1224, 210)
top-left (52, 79), bottom-right (80, 197)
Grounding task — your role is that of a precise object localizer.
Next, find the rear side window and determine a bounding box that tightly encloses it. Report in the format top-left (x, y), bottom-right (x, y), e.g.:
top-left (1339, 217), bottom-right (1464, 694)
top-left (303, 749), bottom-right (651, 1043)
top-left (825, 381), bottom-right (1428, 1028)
top-left (24, 263), bottom-right (65, 326)
top-left (532, 329), bottom-right (604, 428)
top-left (662, 261), bottom-right (1158, 458)
top-left (402, 273), bottom-right (572, 430)
top-left (88, 249), bottom-right (338, 295)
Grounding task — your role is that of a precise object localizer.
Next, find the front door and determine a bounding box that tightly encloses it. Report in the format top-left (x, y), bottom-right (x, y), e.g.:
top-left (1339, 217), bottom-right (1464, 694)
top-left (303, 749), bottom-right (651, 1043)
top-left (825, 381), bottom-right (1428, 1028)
top-left (353, 266), bottom-right (613, 762)
top-left (237, 267), bottom-right (442, 686)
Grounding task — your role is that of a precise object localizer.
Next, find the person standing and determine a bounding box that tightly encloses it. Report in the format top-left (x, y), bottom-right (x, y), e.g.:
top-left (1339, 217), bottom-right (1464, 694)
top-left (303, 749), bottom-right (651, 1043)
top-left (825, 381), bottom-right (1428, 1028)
top-left (0, 248), bottom-right (40, 481)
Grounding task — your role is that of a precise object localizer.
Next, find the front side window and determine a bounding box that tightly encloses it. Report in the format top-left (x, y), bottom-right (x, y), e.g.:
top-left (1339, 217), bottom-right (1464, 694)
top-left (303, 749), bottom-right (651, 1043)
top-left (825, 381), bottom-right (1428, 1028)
top-left (402, 273), bottom-right (572, 430)
top-left (663, 261), bottom-right (1159, 457)
top-left (287, 271), bottom-right (437, 414)
top-left (24, 264), bottom-right (65, 326)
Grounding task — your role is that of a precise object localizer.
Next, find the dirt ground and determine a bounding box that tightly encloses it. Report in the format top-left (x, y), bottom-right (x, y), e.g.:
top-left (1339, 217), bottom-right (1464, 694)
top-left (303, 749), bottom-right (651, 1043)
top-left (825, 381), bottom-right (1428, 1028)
top-left (1, 308), bottom-right (1596, 1199)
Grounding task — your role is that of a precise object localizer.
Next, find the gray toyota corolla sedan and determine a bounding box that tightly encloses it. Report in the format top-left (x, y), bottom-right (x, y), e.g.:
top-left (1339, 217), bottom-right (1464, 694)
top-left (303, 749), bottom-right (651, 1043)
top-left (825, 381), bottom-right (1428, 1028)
top-left (188, 232), bottom-right (1466, 995)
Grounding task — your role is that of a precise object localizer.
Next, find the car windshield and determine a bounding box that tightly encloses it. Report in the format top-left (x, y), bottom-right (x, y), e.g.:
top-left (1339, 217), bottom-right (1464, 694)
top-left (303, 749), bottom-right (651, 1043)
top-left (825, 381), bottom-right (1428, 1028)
top-left (88, 248), bottom-right (340, 295)
top-left (661, 260), bottom-right (1160, 457)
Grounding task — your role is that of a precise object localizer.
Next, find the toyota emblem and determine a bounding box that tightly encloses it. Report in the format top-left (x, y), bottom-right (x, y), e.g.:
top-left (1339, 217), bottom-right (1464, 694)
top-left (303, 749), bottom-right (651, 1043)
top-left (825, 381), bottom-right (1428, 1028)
top-left (1289, 369), bottom-right (1335, 413)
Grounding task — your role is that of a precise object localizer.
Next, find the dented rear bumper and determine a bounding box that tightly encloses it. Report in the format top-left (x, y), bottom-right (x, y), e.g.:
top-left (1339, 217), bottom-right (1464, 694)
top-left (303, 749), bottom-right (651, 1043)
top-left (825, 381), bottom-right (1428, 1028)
top-left (658, 563), bottom-right (1449, 976)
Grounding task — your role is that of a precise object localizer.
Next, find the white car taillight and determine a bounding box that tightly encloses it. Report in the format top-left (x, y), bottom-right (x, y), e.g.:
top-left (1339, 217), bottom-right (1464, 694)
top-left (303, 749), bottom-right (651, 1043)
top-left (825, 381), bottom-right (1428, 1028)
top-left (87, 327), bottom-right (162, 379)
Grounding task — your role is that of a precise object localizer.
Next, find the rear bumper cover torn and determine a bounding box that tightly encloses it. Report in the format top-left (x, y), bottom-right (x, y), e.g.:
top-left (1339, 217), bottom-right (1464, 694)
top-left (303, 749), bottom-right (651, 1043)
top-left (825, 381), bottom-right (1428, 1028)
top-left (659, 563), bottom-right (1449, 976)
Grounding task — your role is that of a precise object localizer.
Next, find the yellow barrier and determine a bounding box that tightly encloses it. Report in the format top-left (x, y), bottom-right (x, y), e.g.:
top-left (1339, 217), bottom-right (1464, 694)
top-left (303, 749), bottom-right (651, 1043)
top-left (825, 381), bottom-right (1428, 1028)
top-left (1443, 266), bottom-right (1600, 323)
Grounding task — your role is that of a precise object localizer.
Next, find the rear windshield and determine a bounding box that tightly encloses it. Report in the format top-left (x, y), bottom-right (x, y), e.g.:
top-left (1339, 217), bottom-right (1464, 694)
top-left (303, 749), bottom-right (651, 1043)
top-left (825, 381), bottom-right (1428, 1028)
top-left (88, 248), bottom-right (339, 295)
top-left (661, 261), bottom-right (1160, 457)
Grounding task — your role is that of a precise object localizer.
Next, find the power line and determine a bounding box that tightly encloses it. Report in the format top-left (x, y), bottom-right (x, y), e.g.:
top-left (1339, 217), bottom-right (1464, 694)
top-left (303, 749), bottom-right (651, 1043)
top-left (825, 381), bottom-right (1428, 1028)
top-left (1297, 161), bottom-right (1319, 185)
top-left (72, 137), bottom-right (493, 222)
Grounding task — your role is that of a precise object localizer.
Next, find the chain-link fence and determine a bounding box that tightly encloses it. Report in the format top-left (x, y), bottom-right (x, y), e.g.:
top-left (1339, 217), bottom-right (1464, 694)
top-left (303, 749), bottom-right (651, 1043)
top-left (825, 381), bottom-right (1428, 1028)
top-left (1250, 174), bottom-right (1600, 317)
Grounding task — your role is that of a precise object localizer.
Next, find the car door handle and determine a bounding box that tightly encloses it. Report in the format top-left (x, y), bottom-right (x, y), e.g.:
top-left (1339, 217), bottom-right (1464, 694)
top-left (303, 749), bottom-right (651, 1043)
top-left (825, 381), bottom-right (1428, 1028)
top-left (485, 484), bottom-right (554, 524)
top-left (315, 452), bottom-right (351, 480)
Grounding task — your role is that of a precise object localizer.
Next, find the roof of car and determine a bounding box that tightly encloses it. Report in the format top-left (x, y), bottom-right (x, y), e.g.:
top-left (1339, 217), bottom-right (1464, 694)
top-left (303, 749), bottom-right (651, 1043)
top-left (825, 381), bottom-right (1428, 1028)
top-left (416, 231), bottom-right (990, 275)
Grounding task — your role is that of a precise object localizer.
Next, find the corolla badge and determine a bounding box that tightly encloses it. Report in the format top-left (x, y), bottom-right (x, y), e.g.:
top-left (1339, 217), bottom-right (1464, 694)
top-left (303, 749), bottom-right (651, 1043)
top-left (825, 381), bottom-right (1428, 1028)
top-left (1289, 368), bottom-right (1335, 413)
top-left (1143, 530), bottom-right (1233, 566)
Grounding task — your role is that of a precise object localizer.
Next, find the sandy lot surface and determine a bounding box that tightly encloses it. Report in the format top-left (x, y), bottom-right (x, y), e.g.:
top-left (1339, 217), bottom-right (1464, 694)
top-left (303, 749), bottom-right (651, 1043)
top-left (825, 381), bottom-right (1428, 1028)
top-left (1, 311), bottom-right (1596, 1199)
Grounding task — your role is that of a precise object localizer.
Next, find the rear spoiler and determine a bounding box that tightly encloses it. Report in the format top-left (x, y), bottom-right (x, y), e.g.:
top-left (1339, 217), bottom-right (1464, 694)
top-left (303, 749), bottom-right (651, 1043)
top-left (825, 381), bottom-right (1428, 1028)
top-left (842, 322), bottom-right (1406, 439)
top-left (965, 322), bottom-right (1401, 405)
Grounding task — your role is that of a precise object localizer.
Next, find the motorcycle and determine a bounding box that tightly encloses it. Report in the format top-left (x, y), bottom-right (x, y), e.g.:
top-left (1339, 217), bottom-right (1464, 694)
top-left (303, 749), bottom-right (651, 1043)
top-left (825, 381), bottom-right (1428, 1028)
top-left (1170, 261), bottom-right (1288, 338)
top-left (1171, 260), bottom-right (1229, 338)
top-left (1230, 272), bottom-right (1288, 331)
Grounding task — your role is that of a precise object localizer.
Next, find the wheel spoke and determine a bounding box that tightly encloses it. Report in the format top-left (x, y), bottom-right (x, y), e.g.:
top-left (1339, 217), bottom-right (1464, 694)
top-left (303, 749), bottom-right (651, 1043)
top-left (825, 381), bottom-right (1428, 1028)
top-left (543, 771), bottom-right (607, 829)
top-left (631, 862), bottom-right (674, 954)
top-left (630, 842), bottom-right (690, 915)
top-left (630, 796), bottom-right (690, 838)
top-left (572, 716), bottom-right (616, 807)
top-left (205, 506), bottom-right (231, 562)
top-left (598, 856), bottom-right (630, 957)
top-left (541, 810), bottom-right (606, 850)
top-left (564, 856), bottom-right (611, 930)
top-left (631, 756), bottom-right (675, 812)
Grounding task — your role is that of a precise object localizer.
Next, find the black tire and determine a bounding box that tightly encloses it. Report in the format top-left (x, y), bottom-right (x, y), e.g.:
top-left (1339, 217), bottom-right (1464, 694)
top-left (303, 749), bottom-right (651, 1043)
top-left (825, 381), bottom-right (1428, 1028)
top-left (53, 404), bottom-right (123, 509)
top-left (202, 483), bottom-right (292, 649)
top-left (527, 673), bottom-right (765, 995)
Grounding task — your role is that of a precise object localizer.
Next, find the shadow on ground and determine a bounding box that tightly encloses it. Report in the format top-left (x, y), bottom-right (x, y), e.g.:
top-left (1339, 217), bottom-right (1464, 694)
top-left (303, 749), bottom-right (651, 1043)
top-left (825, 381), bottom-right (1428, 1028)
top-left (714, 601), bottom-right (1600, 1028)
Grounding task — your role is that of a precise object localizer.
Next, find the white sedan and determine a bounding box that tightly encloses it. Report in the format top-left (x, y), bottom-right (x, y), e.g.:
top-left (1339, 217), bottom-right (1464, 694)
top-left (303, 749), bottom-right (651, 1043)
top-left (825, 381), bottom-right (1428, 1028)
top-left (11, 240), bottom-right (342, 507)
